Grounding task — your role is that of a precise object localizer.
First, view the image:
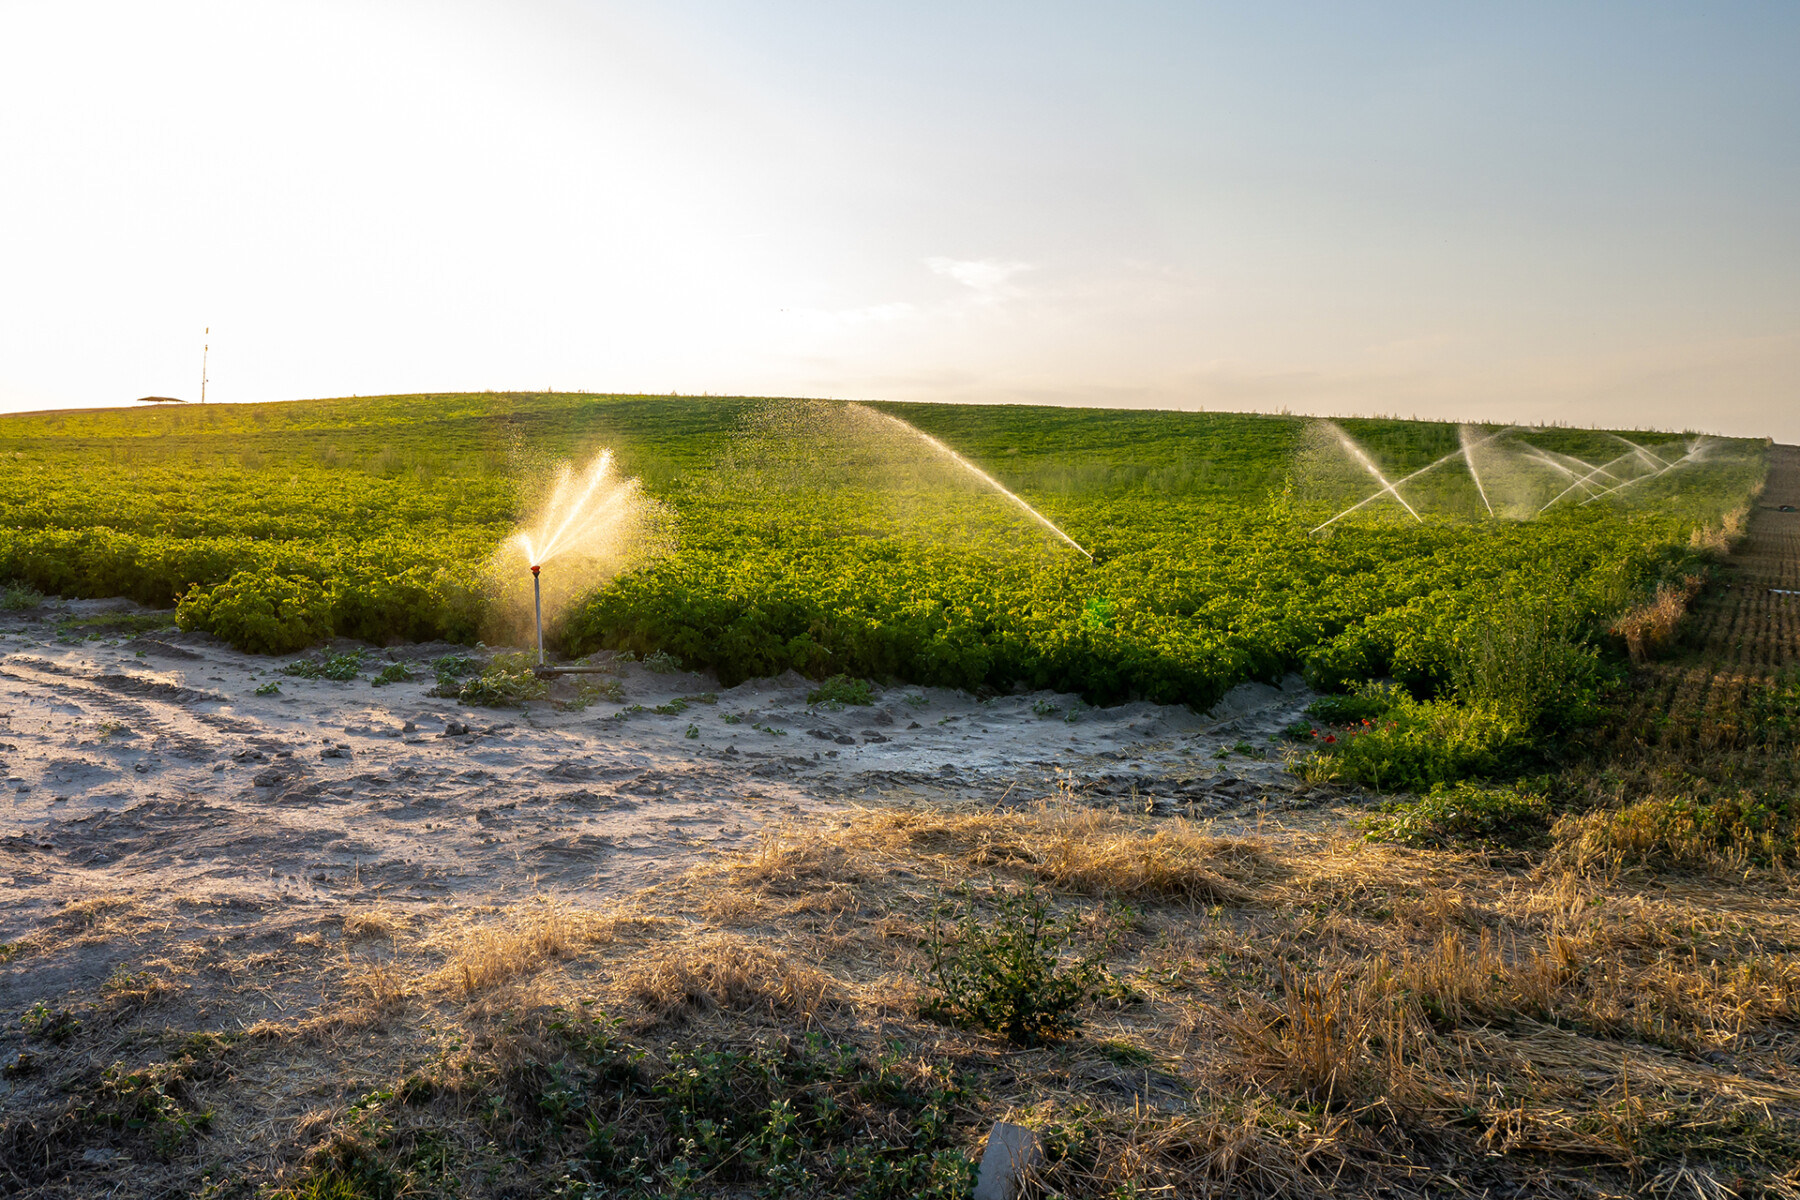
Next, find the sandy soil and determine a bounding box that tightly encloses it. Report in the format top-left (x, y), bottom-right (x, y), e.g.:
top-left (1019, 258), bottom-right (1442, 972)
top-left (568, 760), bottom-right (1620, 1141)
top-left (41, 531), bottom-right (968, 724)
top-left (1, 599), bottom-right (1325, 955)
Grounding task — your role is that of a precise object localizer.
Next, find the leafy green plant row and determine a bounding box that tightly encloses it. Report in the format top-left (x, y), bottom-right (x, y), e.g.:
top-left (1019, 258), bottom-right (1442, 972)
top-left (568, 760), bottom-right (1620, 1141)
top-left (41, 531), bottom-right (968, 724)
top-left (0, 394), bottom-right (1763, 718)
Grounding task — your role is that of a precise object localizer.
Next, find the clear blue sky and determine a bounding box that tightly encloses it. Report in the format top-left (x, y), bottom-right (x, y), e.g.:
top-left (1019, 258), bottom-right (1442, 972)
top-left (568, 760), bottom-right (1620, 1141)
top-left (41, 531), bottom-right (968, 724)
top-left (2, 1), bottom-right (1795, 438)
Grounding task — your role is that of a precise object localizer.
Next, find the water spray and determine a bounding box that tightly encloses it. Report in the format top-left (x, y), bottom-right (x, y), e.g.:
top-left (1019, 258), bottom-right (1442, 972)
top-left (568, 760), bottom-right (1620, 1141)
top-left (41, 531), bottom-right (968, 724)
top-left (510, 448), bottom-right (656, 675)
top-left (1311, 424), bottom-right (1516, 533)
top-left (1577, 439), bottom-right (1705, 505)
top-left (1459, 424), bottom-right (1495, 517)
top-left (1534, 446), bottom-right (1651, 513)
top-left (857, 405), bottom-right (1093, 559)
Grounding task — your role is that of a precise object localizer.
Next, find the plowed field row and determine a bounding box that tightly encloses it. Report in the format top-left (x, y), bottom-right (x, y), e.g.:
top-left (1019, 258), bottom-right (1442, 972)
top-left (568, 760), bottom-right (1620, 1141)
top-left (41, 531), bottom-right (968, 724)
top-left (1596, 444), bottom-right (1800, 784)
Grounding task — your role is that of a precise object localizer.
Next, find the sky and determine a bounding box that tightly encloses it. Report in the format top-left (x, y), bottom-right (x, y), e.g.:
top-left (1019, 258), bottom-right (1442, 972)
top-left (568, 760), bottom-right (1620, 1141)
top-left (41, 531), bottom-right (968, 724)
top-left (1, 1), bottom-right (1796, 439)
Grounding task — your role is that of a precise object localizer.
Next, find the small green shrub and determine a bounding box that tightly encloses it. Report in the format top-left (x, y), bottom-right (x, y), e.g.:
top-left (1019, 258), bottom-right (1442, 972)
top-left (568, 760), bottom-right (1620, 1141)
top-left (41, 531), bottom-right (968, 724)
top-left (284, 650), bottom-right (366, 681)
top-left (1032, 698), bottom-right (1060, 717)
top-left (1363, 783), bottom-right (1554, 849)
top-left (0, 581), bottom-right (44, 610)
top-left (808, 674), bottom-right (874, 709)
top-left (369, 662), bottom-right (412, 687)
top-left (921, 887), bottom-right (1112, 1045)
top-left (1305, 687), bottom-right (1399, 726)
top-left (641, 649), bottom-right (682, 673)
top-left (1453, 603), bottom-right (1603, 732)
top-left (1301, 682), bottom-right (1530, 792)
top-left (176, 571), bottom-right (331, 655)
top-left (431, 653), bottom-right (483, 696)
top-left (254, 680), bottom-right (281, 696)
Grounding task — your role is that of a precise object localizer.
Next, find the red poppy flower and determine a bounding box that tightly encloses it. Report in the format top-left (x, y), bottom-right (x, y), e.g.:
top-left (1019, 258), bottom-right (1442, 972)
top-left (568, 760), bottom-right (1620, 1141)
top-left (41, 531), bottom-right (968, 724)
top-left (1324, 734), bottom-right (1337, 744)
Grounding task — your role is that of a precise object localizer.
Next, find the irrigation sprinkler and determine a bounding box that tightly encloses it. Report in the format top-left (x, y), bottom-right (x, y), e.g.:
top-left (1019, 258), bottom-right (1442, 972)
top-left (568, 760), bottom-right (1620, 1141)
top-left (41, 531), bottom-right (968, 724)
top-left (531, 563), bottom-right (543, 665)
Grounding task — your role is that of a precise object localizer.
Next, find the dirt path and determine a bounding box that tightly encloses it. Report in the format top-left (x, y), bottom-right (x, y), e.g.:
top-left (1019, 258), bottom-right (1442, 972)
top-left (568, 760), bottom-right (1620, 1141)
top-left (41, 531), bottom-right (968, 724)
top-left (1687, 442), bottom-right (1800, 670)
top-left (0, 600), bottom-right (1324, 972)
top-left (1587, 443), bottom-right (1800, 773)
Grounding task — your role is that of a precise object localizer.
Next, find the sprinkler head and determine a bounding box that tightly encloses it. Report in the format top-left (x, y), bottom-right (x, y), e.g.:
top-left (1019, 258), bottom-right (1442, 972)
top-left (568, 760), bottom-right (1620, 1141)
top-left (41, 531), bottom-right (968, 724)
top-left (531, 564), bottom-right (541, 576)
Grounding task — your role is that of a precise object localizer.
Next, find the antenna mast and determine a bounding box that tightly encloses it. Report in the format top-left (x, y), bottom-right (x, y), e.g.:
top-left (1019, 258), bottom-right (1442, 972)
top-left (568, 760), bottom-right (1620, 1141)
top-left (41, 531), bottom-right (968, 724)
top-left (201, 327), bottom-right (209, 404)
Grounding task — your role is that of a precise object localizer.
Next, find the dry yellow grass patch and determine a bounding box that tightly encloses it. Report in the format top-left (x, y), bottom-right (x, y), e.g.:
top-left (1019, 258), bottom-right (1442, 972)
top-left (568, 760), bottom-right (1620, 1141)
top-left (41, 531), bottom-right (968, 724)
top-left (1613, 574), bottom-right (1705, 663)
top-left (620, 931), bottom-right (838, 1026)
top-left (341, 907), bottom-right (408, 942)
top-left (45, 894), bottom-right (143, 938)
top-left (737, 804), bottom-right (1276, 904)
top-left (424, 900), bottom-right (630, 996)
top-left (344, 960), bottom-right (408, 1014)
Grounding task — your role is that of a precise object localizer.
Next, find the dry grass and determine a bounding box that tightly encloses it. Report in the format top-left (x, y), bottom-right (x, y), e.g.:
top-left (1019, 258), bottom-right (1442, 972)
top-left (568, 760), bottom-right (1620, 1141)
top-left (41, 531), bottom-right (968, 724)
top-left (619, 931), bottom-right (838, 1026)
top-left (1613, 574), bottom-right (1705, 663)
top-left (728, 804), bottom-right (1276, 904)
top-left (6, 801), bottom-right (1796, 1200)
top-left (423, 899), bottom-right (629, 996)
top-left (1688, 504), bottom-right (1751, 554)
top-left (341, 907), bottom-right (408, 943)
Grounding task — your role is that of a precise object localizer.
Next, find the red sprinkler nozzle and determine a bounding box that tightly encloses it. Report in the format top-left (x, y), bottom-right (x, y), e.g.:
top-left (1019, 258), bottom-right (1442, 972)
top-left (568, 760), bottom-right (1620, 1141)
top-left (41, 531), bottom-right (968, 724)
top-left (531, 564), bottom-right (541, 576)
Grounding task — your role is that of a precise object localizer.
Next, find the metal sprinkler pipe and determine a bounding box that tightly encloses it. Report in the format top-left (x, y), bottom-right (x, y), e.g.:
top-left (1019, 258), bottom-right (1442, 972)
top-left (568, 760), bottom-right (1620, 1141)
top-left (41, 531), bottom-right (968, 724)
top-left (531, 564), bottom-right (543, 665)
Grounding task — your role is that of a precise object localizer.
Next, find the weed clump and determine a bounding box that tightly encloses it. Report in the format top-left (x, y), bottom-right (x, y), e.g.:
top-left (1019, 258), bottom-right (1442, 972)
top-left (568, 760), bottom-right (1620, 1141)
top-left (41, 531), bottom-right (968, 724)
top-left (79, 1060), bottom-right (215, 1156)
top-left (921, 887), bottom-right (1113, 1045)
top-left (0, 580), bottom-right (44, 610)
top-left (369, 661), bottom-right (412, 687)
top-left (283, 650), bottom-right (366, 681)
top-left (449, 652), bottom-right (547, 707)
top-left (1552, 792), bottom-right (1800, 873)
top-left (1297, 686), bottom-right (1528, 792)
top-left (1363, 782), bottom-right (1554, 850)
top-left (807, 674), bottom-right (874, 709)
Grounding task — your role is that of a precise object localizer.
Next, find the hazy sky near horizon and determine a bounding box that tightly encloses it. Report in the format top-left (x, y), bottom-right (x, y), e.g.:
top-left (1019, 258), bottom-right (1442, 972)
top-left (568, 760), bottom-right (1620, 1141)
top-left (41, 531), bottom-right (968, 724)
top-left (2, 2), bottom-right (1796, 439)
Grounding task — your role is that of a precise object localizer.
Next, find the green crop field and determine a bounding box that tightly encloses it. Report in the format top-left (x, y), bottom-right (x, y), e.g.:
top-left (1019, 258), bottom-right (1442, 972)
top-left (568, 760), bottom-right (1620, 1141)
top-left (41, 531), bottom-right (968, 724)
top-left (0, 392), bottom-right (1766, 787)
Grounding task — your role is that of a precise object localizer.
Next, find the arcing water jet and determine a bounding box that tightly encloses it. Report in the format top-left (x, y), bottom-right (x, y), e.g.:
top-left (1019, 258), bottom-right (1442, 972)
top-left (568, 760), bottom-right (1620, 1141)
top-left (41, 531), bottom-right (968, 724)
top-left (1578, 438), bottom-right (1706, 505)
top-left (1311, 424), bottom-right (1517, 532)
top-left (855, 404), bottom-right (1093, 559)
top-left (1312, 421), bottom-right (1423, 529)
top-left (1459, 424), bottom-right (1495, 517)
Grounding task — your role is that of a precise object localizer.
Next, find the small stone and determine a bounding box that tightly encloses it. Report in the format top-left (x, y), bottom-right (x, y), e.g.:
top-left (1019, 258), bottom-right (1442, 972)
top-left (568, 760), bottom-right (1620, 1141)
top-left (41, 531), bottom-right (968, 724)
top-left (974, 1122), bottom-right (1043, 1200)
